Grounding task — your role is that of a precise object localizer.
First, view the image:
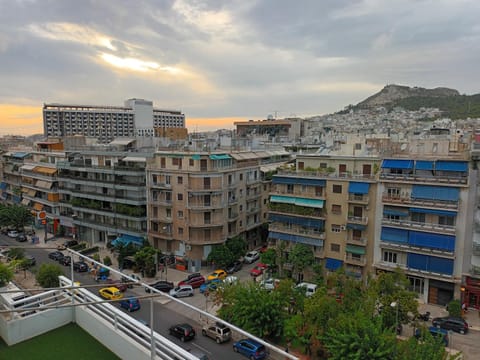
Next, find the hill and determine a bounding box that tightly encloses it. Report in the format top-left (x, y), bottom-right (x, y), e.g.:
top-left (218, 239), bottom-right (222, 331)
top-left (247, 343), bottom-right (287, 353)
top-left (352, 84), bottom-right (480, 119)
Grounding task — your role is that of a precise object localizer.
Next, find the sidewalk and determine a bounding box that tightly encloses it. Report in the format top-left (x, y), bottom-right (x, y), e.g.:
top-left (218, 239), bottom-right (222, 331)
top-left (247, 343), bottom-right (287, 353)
top-left (418, 302), bottom-right (480, 332)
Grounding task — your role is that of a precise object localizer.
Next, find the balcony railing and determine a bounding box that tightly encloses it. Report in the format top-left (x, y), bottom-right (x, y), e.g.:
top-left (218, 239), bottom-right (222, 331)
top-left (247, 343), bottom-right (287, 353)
top-left (382, 218), bottom-right (456, 234)
top-left (380, 172), bottom-right (467, 185)
top-left (346, 237), bottom-right (367, 246)
top-left (380, 240), bottom-right (454, 256)
top-left (278, 169), bottom-right (375, 180)
top-left (473, 242), bottom-right (480, 256)
top-left (268, 224), bottom-right (325, 239)
top-left (348, 194), bottom-right (369, 203)
top-left (347, 215), bottom-right (368, 225)
top-left (381, 194), bottom-right (459, 209)
top-left (344, 254), bottom-right (366, 266)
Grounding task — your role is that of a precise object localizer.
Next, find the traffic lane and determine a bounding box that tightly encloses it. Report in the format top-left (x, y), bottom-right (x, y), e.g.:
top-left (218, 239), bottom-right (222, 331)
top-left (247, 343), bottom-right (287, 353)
top-left (130, 296), bottom-right (244, 360)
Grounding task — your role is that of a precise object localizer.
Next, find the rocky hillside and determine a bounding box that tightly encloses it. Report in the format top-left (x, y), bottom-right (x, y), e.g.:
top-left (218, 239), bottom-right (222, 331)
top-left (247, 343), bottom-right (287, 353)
top-left (357, 84), bottom-right (459, 108)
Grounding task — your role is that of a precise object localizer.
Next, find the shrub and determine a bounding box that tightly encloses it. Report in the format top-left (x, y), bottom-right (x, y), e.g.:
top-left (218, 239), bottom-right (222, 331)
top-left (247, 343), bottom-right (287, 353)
top-left (103, 256), bottom-right (112, 266)
top-left (79, 246), bottom-right (100, 255)
top-left (36, 264), bottom-right (63, 288)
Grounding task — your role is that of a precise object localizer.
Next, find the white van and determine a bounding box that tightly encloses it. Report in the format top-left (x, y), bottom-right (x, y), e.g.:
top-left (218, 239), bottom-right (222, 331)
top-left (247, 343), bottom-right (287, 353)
top-left (295, 282), bottom-right (318, 297)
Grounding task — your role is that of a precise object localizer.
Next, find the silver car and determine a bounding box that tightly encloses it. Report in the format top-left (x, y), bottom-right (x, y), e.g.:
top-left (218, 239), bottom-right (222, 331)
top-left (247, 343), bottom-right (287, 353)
top-left (169, 285), bottom-right (194, 298)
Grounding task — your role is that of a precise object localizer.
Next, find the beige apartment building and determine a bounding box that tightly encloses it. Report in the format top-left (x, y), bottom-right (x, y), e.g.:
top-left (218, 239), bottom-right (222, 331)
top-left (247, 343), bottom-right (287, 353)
top-left (146, 150), bottom-right (290, 271)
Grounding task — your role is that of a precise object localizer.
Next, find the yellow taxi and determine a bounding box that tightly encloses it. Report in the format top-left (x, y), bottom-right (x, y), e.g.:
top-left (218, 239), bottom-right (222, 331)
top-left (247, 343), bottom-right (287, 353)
top-left (207, 269), bottom-right (227, 281)
top-left (98, 287), bottom-right (123, 300)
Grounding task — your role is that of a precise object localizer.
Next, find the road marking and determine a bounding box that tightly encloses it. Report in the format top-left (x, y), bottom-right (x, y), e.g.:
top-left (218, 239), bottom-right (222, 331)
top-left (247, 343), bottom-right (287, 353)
top-left (191, 342), bottom-right (212, 354)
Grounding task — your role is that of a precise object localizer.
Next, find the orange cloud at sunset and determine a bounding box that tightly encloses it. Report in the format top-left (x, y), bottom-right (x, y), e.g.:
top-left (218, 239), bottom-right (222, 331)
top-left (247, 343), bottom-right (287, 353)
top-left (185, 117), bottom-right (248, 132)
top-left (0, 104), bottom-right (43, 135)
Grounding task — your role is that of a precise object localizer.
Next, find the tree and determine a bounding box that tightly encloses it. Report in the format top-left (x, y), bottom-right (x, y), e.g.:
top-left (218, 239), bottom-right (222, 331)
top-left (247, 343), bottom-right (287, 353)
top-left (289, 243), bottom-right (314, 277)
top-left (0, 205), bottom-right (33, 231)
top-left (322, 310), bottom-right (396, 360)
top-left (7, 247), bottom-right (25, 261)
top-left (260, 249), bottom-right (276, 269)
top-left (0, 263), bottom-right (14, 287)
top-left (225, 236), bottom-right (247, 260)
top-left (207, 245), bottom-right (235, 268)
top-left (134, 246), bottom-right (159, 277)
top-left (447, 299), bottom-right (462, 318)
top-left (396, 332), bottom-right (447, 360)
top-left (36, 264), bottom-right (63, 288)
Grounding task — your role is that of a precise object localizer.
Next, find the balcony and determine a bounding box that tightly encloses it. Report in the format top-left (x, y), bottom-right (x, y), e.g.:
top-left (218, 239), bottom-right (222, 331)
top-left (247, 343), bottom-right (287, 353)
top-left (151, 198), bottom-right (173, 206)
top-left (380, 172), bottom-right (467, 185)
top-left (381, 218), bottom-right (456, 234)
top-left (151, 181), bottom-right (172, 189)
top-left (347, 215), bottom-right (368, 225)
top-left (381, 193), bottom-right (459, 209)
top-left (346, 236), bottom-right (367, 246)
top-left (473, 242), bottom-right (480, 256)
top-left (268, 224), bottom-right (325, 240)
top-left (344, 254), bottom-right (366, 266)
top-left (348, 194), bottom-right (369, 204)
top-left (148, 228), bottom-right (173, 239)
top-left (187, 200), bottom-right (224, 210)
top-left (380, 240), bottom-right (454, 257)
top-left (278, 169), bottom-right (375, 181)
top-left (471, 265), bottom-right (480, 276)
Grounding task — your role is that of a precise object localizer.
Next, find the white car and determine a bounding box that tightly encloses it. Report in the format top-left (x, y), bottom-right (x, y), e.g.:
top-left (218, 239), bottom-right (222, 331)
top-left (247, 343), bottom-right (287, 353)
top-left (244, 250), bottom-right (260, 264)
top-left (7, 230), bottom-right (19, 238)
top-left (260, 278), bottom-right (280, 291)
top-left (169, 285), bottom-right (194, 298)
top-left (224, 276), bottom-right (238, 285)
top-left (295, 282), bottom-right (318, 297)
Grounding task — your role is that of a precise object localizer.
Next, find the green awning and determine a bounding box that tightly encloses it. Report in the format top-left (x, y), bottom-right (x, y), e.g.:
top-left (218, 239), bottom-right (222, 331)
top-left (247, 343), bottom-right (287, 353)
top-left (270, 195), bottom-right (324, 208)
top-left (270, 195), bottom-right (296, 204)
top-left (346, 245), bottom-right (366, 255)
top-left (166, 154), bottom-right (183, 158)
top-left (191, 154), bottom-right (201, 160)
top-left (209, 154), bottom-right (231, 160)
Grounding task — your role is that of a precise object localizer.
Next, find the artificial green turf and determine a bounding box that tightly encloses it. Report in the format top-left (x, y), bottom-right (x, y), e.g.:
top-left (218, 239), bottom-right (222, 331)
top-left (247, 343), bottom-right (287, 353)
top-left (0, 323), bottom-right (120, 360)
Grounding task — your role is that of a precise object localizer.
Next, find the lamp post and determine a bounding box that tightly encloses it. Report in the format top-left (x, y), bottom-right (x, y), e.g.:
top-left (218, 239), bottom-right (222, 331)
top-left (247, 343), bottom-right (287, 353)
top-left (391, 301), bottom-right (400, 335)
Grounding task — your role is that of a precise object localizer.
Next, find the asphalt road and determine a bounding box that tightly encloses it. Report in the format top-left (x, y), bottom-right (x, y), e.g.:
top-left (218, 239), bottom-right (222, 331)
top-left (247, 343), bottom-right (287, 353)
top-left (0, 234), bottom-right (246, 360)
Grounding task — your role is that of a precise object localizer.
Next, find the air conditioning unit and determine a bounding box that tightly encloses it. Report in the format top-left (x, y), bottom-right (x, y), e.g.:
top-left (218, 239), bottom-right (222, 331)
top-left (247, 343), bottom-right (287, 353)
top-left (340, 225), bottom-right (346, 231)
top-left (185, 244), bottom-right (192, 251)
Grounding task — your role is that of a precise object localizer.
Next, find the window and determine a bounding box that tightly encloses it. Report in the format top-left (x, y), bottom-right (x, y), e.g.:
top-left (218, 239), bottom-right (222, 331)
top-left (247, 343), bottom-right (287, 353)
top-left (177, 176), bottom-right (183, 184)
top-left (331, 224), bottom-right (341, 233)
top-left (153, 206), bottom-right (158, 217)
top-left (352, 229), bottom-right (362, 240)
top-left (315, 186), bottom-right (323, 196)
top-left (204, 177), bottom-right (210, 189)
top-left (239, 220), bottom-right (243, 227)
top-left (178, 227), bottom-right (184, 235)
top-left (178, 210), bottom-right (184, 218)
top-left (383, 251), bottom-right (397, 263)
top-left (332, 184), bottom-right (342, 193)
top-left (331, 244), bottom-right (340, 252)
top-left (331, 204), bottom-right (342, 214)
top-left (320, 163), bottom-right (327, 169)
top-left (264, 199), bottom-right (267, 205)
top-left (239, 205), bottom-right (243, 212)
top-left (204, 212), bottom-right (211, 224)
top-left (387, 187), bottom-right (401, 197)
top-left (166, 208), bottom-right (171, 218)
top-left (177, 193), bottom-right (183, 201)
top-left (239, 174), bottom-right (243, 181)
top-left (165, 176), bottom-right (171, 185)
top-left (355, 143), bottom-right (362, 150)
top-left (189, 159), bottom-right (194, 166)
top-left (411, 212), bottom-right (425, 223)
top-left (439, 216), bottom-right (455, 226)
top-left (287, 184), bottom-right (294, 194)
top-left (298, 162), bottom-right (304, 170)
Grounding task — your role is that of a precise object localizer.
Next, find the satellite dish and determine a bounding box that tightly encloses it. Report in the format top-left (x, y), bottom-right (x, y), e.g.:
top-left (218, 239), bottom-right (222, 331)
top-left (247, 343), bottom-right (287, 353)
top-left (400, 144), bottom-right (407, 151)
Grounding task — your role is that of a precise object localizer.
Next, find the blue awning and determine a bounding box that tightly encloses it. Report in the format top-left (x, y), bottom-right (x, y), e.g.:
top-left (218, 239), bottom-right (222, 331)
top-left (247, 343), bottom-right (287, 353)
top-left (383, 208), bottom-right (409, 217)
top-left (111, 234), bottom-right (144, 247)
top-left (408, 231), bottom-right (455, 251)
top-left (435, 161), bottom-right (468, 172)
top-left (381, 227), bottom-right (408, 243)
top-left (268, 231), bottom-right (324, 247)
top-left (12, 152), bottom-right (29, 159)
top-left (409, 208), bottom-right (457, 217)
top-left (416, 161), bottom-right (434, 170)
top-left (412, 185), bottom-right (459, 202)
top-left (346, 223), bottom-right (367, 231)
top-left (209, 154), bottom-right (231, 160)
top-left (381, 159), bottom-right (413, 169)
top-left (0, 182), bottom-right (6, 190)
top-left (326, 258), bottom-right (343, 271)
top-left (348, 182), bottom-right (370, 194)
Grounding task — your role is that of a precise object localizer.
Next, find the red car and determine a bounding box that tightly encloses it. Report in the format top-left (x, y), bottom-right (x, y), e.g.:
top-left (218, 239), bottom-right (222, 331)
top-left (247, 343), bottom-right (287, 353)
top-left (250, 263), bottom-right (268, 277)
top-left (178, 274), bottom-right (206, 289)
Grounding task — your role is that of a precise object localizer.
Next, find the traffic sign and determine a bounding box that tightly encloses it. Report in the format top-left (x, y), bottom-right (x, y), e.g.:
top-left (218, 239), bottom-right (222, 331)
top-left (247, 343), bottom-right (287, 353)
top-left (38, 211), bottom-right (46, 219)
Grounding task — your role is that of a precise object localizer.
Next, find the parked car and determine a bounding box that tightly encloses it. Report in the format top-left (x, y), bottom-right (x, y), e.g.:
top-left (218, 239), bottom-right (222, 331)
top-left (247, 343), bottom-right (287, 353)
top-left (48, 251), bottom-right (64, 261)
top-left (119, 297), bottom-right (141, 312)
top-left (23, 255), bottom-right (36, 267)
top-left (199, 279), bottom-right (222, 294)
top-left (178, 274), bottom-right (205, 289)
top-left (58, 240), bottom-right (79, 250)
top-left (233, 338), bottom-right (267, 360)
top-left (60, 256), bottom-right (72, 266)
top-left (432, 316), bottom-right (469, 334)
top-left (7, 230), bottom-right (19, 238)
top-left (98, 287), bottom-right (123, 301)
top-left (207, 269), bottom-right (227, 281)
top-left (226, 260), bottom-right (243, 274)
top-left (415, 326), bottom-right (449, 346)
top-left (244, 251), bottom-right (260, 264)
top-left (295, 282), bottom-right (318, 297)
top-left (260, 278), bottom-right (280, 291)
top-left (202, 322), bottom-right (232, 344)
top-left (105, 279), bottom-right (128, 292)
top-left (145, 280), bottom-right (174, 293)
top-left (224, 275), bottom-right (239, 285)
top-left (168, 323), bottom-right (195, 342)
top-left (16, 233), bottom-right (27, 242)
top-left (73, 261), bottom-right (89, 272)
top-left (250, 263), bottom-right (268, 277)
top-left (169, 285), bottom-right (194, 298)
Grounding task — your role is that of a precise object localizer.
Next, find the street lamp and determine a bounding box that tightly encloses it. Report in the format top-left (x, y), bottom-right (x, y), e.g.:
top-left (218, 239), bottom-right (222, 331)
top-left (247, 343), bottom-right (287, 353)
top-left (391, 301), bottom-right (400, 335)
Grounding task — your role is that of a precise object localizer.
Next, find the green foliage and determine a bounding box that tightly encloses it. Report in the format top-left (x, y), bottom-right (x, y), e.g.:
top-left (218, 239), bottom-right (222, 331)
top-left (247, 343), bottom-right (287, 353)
top-left (0, 263), bottom-right (14, 287)
top-left (70, 242), bottom-right (87, 251)
top-left (92, 253), bottom-right (100, 262)
top-left (225, 236), bottom-right (247, 260)
top-left (0, 204), bottom-right (33, 231)
top-left (260, 248), bottom-right (276, 267)
top-left (7, 247), bottom-right (25, 261)
top-left (322, 311), bottom-right (396, 360)
top-left (207, 245), bottom-right (235, 268)
top-left (115, 243), bottom-right (137, 269)
top-left (103, 256), bottom-right (112, 266)
top-left (289, 243), bottom-right (314, 274)
top-left (36, 264), bottom-right (63, 288)
top-left (396, 331), bottom-right (447, 360)
top-left (447, 299), bottom-right (462, 318)
top-left (134, 246), bottom-right (158, 277)
top-left (80, 246), bottom-right (100, 255)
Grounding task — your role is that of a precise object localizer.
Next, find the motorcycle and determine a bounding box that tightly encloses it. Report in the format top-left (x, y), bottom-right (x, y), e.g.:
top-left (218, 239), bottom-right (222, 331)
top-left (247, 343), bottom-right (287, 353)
top-left (418, 311), bottom-right (430, 321)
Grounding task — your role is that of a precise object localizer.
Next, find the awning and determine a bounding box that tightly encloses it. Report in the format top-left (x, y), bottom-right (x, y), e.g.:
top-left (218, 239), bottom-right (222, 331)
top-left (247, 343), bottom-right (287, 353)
top-left (409, 207), bottom-right (457, 217)
top-left (209, 154), bottom-right (231, 160)
top-left (326, 258), bottom-right (343, 271)
top-left (33, 166), bottom-right (57, 175)
top-left (383, 208), bottom-right (409, 217)
top-left (381, 159), bottom-right (413, 169)
top-left (35, 180), bottom-right (52, 189)
top-left (270, 195), bottom-right (296, 205)
top-left (294, 198), bottom-right (324, 208)
top-left (412, 185), bottom-right (459, 202)
top-left (109, 138), bottom-right (135, 145)
top-left (21, 198), bottom-right (31, 206)
top-left (348, 182), bottom-right (370, 194)
top-left (122, 156), bottom-right (146, 163)
top-left (415, 161), bottom-right (434, 170)
top-left (435, 161), bottom-right (468, 172)
top-left (111, 234), bottom-right (145, 247)
top-left (346, 245), bottom-right (366, 255)
top-left (0, 182), bottom-right (6, 190)
top-left (273, 176), bottom-right (326, 186)
top-left (23, 188), bottom-right (36, 196)
top-left (20, 164), bottom-right (37, 171)
top-left (191, 154), bottom-right (201, 160)
top-left (12, 152), bottom-right (29, 159)
top-left (346, 223), bottom-right (367, 231)
top-left (33, 203), bottom-right (44, 211)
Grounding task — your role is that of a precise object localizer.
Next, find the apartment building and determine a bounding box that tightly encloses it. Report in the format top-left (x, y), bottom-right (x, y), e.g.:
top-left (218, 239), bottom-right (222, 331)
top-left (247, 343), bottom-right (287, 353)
top-left (43, 98), bottom-right (185, 143)
top-left (375, 133), bottom-right (473, 305)
top-left (56, 139), bottom-right (151, 246)
top-left (269, 153), bottom-right (380, 281)
top-left (146, 150), bottom-right (290, 271)
top-left (1, 151), bottom-right (30, 205)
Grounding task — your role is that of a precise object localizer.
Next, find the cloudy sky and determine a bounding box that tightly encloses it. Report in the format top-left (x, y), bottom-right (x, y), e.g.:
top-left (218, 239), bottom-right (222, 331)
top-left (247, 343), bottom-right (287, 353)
top-left (1, 0), bottom-right (479, 135)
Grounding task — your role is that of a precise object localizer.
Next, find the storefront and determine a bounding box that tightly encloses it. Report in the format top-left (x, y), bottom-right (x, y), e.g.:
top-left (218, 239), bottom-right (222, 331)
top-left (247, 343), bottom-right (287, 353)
top-left (463, 276), bottom-right (480, 309)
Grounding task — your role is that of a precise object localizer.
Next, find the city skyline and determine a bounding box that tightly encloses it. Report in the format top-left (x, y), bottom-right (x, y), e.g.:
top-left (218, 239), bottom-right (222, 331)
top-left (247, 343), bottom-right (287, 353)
top-left (2, 0), bottom-right (480, 135)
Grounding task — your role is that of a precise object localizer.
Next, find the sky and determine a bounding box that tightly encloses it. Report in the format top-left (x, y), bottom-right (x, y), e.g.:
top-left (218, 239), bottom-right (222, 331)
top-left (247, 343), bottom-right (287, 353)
top-left (1, 0), bottom-right (480, 136)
